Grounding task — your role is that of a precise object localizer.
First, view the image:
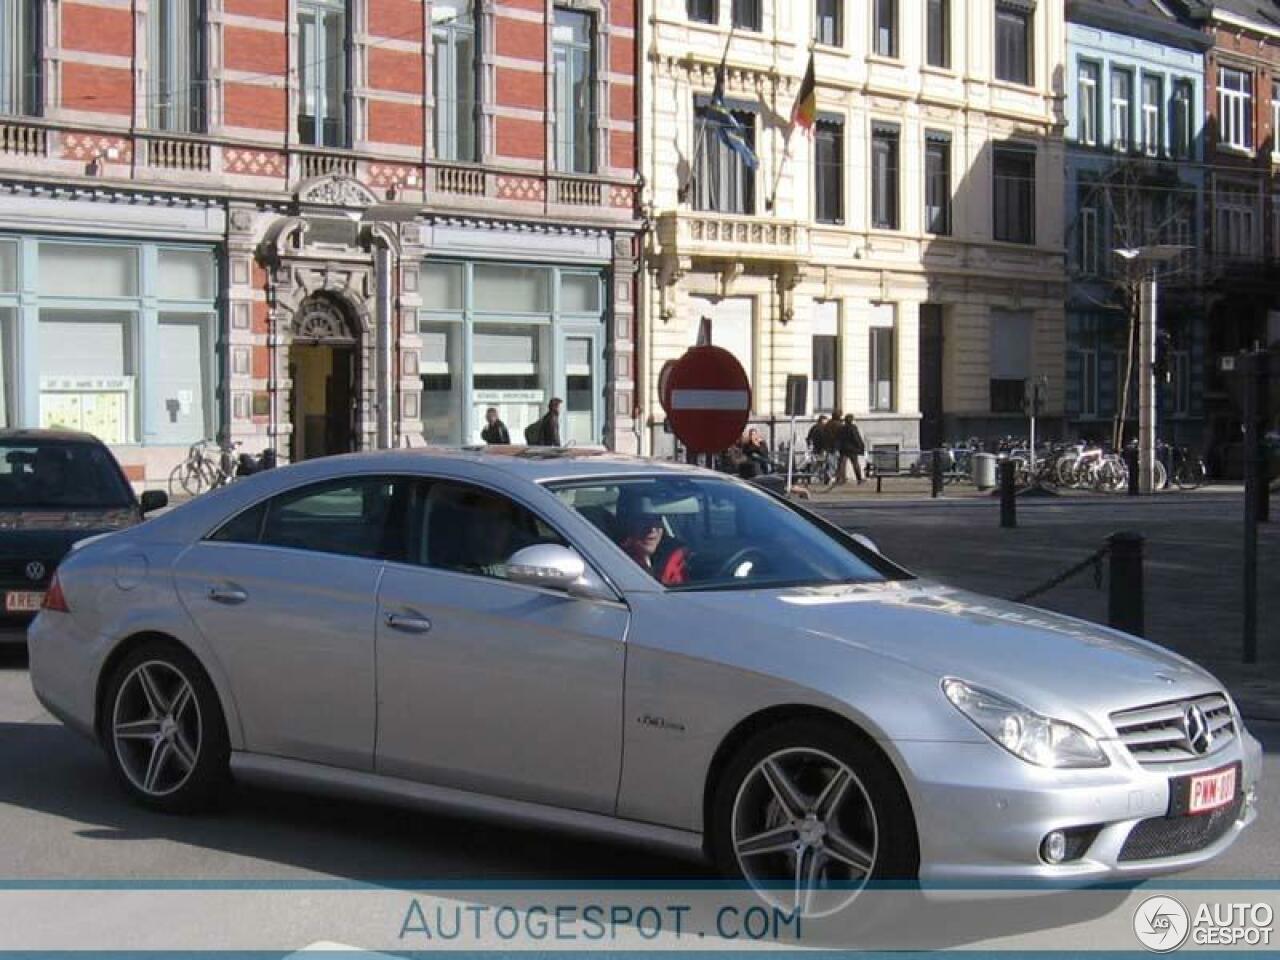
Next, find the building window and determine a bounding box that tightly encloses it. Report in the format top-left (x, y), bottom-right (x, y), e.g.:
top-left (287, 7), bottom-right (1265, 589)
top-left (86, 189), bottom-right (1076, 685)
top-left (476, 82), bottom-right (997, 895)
top-left (1111, 68), bottom-right (1132, 152)
top-left (731, 0), bottom-right (760, 31)
top-left (1172, 80), bottom-right (1194, 158)
top-left (0, 0), bottom-right (41, 116)
top-left (924, 132), bottom-right (951, 235)
top-left (814, 119), bottom-right (843, 224)
top-left (1142, 74), bottom-right (1163, 157)
top-left (687, 0), bottom-right (716, 23)
top-left (553, 8), bottom-right (596, 174)
top-left (1079, 204), bottom-right (1099, 276)
top-left (149, 0), bottom-right (206, 133)
top-left (869, 305), bottom-right (895, 412)
top-left (433, 0), bottom-right (479, 163)
top-left (1215, 185), bottom-right (1258, 258)
top-left (990, 309), bottom-right (1031, 414)
top-left (871, 123), bottom-right (899, 230)
top-left (815, 0), bottom-right (842, 46)
top-left (1079, 347), bottom-right (1098, 418)
top-left (993, 145), bottom-right (1035, 245)
top-left (297, 0), bottom-right (350, 148)
top-left (811, 300), bottom-right (838, 414)
top-left (874, 0), bottom-right (897, 58)
top-left (994, 2), bottom-right (1031, 86)
top-left (693, 99), bottom-right (756, 214)
top-left (1272, 81), bottom-right (1280, 160)
top-left (1218, 67), bottom-right (1252, 152)
top-left (1077, 61), bottom-right (1098, 147)
top-left (926, 0), bottom-right (949, 69)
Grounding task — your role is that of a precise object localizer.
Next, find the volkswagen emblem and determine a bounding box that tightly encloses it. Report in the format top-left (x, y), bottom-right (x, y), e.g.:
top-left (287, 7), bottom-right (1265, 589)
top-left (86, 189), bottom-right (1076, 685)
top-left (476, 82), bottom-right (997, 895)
top-left (1183, 704), bottom-right (1212, 756)
top-left (24, 561), bottom-right (46, 582)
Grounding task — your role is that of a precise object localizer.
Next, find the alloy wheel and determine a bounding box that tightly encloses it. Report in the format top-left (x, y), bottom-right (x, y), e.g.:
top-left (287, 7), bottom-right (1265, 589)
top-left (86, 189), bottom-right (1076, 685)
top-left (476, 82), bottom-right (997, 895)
top-left (730, 747), bottom-right (878, 917)
top-left (111, 660), bottom-right (203, 798)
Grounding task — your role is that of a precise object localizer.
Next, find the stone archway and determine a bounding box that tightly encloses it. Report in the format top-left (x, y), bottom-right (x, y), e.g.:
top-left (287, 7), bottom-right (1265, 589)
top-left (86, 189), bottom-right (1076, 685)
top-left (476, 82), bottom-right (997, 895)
top-left (288, 292), bottom-right (363, 460)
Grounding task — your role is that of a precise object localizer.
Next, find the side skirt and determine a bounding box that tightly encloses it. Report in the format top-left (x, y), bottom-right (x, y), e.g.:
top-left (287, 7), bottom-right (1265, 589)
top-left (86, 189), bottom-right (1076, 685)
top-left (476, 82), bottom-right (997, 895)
top-left (230, 752), bottom-right (708, 862)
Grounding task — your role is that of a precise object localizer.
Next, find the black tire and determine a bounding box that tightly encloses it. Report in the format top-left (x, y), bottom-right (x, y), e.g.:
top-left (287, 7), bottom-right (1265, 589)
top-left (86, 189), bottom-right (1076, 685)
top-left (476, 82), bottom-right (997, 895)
top-left (708, 718), bottom-right (919, 905)
top-left (101, 640), bottom-right (230, 813)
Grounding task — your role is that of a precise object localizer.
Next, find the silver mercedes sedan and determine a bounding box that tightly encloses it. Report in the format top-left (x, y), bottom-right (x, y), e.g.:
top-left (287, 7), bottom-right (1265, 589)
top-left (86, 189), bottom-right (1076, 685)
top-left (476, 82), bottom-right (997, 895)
top-left (28, 448), bottom-right (1261, 914)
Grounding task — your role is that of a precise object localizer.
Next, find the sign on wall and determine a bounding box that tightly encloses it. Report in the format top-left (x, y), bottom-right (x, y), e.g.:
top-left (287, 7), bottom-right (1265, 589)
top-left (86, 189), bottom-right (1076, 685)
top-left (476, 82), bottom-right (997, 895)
top-left (38, 376), bottom-right (134, 445)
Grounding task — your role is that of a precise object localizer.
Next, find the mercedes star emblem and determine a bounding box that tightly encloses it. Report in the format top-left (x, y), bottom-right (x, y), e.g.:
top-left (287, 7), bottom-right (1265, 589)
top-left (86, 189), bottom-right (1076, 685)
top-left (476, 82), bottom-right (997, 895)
top-left (1183, 704), bottom-right (1213, 756)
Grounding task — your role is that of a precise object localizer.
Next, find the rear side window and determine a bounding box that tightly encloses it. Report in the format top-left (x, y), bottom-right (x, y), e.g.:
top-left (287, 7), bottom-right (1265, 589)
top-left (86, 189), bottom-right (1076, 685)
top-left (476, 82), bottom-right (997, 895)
top-left (208, 476), bottom-right (415, 562)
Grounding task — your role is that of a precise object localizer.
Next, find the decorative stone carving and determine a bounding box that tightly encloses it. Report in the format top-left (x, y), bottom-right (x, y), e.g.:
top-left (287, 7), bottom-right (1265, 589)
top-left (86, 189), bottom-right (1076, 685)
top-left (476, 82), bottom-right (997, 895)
top-left (295, 175), bottom-right (379, 209)
top-left (293, 294), bottom-right (358, 344)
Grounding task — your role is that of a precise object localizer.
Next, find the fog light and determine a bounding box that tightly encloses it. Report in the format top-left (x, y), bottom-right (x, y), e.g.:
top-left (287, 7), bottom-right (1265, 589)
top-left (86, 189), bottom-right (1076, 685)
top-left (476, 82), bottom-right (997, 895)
top-left (1041, 830), bottom-right (1067, 864)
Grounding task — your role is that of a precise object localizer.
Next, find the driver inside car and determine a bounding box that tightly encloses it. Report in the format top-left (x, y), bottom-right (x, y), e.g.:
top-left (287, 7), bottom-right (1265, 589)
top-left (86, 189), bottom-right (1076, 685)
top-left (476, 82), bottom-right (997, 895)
top-left (616, 497), bottom-right (690, 586)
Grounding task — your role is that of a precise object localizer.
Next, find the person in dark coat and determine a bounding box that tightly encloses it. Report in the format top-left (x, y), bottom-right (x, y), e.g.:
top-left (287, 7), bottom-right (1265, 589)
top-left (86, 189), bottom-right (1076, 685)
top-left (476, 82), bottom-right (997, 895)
top-left (480, 407), bottom-right (510, 445)
top-left (528, 397), bottom-right (562, 446)
top-left (807, 415), bottom-right (830, 453)
top-left (833, 414), bottom-right (866, 486)
top-left (737, 427), bottom-right (772, 479)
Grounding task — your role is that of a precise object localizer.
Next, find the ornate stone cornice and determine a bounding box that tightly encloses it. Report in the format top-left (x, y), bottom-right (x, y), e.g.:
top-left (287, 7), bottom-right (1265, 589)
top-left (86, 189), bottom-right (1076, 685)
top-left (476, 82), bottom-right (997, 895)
top-left (295, 174), bottom-right (380, 209)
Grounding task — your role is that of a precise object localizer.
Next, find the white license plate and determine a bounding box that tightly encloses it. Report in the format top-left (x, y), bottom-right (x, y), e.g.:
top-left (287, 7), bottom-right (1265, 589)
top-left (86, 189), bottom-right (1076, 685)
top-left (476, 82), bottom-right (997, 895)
top-left (4, 591), bottom-right (44, 613)
top-left (1188, 766), bottom-right (1237, 815)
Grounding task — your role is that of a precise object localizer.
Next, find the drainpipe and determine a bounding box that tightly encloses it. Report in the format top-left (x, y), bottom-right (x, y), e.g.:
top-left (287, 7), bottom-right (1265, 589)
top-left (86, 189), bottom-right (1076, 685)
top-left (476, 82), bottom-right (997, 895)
top-left (373, 239), bottom-right (394, 449)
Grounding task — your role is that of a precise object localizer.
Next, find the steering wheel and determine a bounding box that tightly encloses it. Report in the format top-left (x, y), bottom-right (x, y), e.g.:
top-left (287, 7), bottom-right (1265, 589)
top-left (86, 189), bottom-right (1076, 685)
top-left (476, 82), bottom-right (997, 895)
top-left (716, 546), bottom-right (771, 581)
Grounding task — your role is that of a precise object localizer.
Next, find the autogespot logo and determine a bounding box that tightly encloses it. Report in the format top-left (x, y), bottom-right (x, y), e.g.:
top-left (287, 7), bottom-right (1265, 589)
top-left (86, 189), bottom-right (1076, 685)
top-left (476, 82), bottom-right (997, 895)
top-left (1134, 896), bottom-right (1191, 952)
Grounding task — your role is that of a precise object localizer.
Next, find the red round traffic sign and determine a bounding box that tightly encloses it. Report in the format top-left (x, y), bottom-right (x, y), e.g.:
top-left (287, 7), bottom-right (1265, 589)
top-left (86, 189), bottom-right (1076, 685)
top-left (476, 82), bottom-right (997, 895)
top-left (662, 346), bottom-right (752, 454)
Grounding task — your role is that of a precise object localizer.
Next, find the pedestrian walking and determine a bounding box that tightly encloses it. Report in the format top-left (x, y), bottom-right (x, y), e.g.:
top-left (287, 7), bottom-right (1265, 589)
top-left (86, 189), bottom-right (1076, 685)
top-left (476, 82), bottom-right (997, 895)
top-left (524, 397), bottom-right (563, 446)
top-left (832, 413), bottom-right (866, 486)
top-left (480, 407), bottom-right (510, 445)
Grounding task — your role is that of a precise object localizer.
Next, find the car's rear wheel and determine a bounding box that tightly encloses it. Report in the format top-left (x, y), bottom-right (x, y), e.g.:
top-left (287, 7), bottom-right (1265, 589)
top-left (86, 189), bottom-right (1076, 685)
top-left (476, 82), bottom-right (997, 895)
top-left (709, 719), bottom-right (918, 917)
top-left (103, 642), bottom-right (229, 812)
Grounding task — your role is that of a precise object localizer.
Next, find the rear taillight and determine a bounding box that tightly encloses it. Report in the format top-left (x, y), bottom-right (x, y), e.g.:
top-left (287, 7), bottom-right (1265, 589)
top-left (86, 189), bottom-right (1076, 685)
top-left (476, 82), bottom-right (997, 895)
top-left (42, 573), bottom-right (69, 613)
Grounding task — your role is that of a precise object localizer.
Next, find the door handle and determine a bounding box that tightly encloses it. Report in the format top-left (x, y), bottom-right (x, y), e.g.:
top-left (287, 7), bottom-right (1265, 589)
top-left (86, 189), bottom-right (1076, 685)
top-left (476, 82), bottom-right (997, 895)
top-left (208, 586), bottom-right (248, 605)
top-left (384, 613), bottom-right (432, 634)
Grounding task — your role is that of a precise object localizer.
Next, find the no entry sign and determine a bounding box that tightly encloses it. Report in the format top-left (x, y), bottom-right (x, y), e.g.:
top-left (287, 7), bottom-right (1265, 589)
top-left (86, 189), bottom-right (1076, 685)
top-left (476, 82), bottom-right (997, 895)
top-left (660, 346), bottom-right (752, 454)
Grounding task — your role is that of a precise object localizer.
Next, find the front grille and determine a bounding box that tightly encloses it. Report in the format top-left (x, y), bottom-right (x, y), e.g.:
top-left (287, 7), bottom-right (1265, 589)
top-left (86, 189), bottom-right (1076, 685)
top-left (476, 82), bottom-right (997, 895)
top-left (1118, 793), bottom-right (1244, 861)
top-left (0, 557), bottom-right (56, 587)
top-left (1110, 693), bottom-right (1236, 766)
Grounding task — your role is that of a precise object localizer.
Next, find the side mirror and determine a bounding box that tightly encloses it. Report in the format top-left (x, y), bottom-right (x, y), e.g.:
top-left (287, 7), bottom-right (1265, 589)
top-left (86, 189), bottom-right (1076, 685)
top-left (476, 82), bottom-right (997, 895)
top-left (851, 533), bottom-right (881, 555)
top-left (506, 544), bottom-right (587, 592)
top-left (139, 490), bottom-right (169, 515)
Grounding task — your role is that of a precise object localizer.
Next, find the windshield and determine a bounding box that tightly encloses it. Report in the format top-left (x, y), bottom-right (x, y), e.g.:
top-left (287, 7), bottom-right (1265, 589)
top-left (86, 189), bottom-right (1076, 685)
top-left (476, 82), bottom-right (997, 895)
top-left (0, 441), bottom-right (134, 510)
top-left (550, 475), bottom-right (899, 591)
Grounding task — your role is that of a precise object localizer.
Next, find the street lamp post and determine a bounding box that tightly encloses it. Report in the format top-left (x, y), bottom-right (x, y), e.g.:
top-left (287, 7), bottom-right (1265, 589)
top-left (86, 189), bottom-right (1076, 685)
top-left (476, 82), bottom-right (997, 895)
top-left (1112, 245), bottom-right (1188, 495)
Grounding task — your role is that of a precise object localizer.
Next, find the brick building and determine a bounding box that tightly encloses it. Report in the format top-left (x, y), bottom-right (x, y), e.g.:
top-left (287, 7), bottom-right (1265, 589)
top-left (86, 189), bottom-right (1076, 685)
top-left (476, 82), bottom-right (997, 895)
top-left (0, 0), bottom-right (641, 487)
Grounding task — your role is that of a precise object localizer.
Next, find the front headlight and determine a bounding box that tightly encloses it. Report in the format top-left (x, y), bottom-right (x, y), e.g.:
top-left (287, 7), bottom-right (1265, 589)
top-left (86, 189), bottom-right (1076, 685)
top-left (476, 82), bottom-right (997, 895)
top-left (942, 678), bottom-right (1109, 769)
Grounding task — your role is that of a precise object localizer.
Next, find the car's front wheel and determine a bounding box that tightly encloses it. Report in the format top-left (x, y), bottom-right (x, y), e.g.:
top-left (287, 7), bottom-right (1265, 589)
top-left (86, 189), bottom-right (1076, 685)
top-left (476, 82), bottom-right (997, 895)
top-left (103, 641), bottom-right (229, 812)
top-left (709, 718), bottom-right (918, 917)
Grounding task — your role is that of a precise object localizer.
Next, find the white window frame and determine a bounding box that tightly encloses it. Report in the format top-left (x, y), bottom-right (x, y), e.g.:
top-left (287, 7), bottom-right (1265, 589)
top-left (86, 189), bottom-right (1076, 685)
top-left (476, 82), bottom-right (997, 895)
top-left (868, 304), bottom-right (896, 412)
top-left (552, 6), bottom-right (596, 174)
top-left (1142, 74), bottom-right (1162, 157)
top-left (432, 0), bottom-right (479, 163)
top-left (1172, 80), bottom-right (1194, 158)
top-left (297, 0), bottom-right (350, 149)
top-left (1218, 66), bottom-right (1252, 152)
top-left (1078, 61), bottom-right (1098, 147)
top-left (0, 0), bottom-right (41, 117)
top-left (149, 0), bottom-right (205, 133)
top-left (1215, 184), bottom-right (1258, 258)
top-left (1111, 68), bottom-right (1132, 152)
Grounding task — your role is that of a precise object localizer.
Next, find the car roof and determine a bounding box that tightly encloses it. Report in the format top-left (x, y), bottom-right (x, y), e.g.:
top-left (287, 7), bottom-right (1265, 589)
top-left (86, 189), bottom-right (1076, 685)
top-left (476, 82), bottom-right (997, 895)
top-left (0, 428), bottom-right (106, 445)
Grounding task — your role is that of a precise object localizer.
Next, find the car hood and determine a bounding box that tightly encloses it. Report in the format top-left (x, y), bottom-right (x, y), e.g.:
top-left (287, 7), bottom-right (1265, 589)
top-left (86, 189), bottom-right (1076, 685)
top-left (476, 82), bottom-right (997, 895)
top-left (678, 579), bottom-right (1220, 731)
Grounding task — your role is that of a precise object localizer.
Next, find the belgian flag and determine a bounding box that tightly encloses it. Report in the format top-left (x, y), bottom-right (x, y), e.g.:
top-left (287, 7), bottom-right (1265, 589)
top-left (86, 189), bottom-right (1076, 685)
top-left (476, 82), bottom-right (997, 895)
top-left (791, 54), bottom-right (817, 132)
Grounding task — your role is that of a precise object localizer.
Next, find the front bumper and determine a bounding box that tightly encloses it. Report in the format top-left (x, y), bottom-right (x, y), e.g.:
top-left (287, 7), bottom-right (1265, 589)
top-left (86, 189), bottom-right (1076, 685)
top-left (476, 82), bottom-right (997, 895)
top-left (896, 730), bottom-right (1262, 886)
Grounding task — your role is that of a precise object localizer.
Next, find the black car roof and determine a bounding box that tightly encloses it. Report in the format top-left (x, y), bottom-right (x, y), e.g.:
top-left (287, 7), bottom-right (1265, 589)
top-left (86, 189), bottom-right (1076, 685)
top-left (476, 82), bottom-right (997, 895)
top-left (0, 428), bottom-right (106, 445)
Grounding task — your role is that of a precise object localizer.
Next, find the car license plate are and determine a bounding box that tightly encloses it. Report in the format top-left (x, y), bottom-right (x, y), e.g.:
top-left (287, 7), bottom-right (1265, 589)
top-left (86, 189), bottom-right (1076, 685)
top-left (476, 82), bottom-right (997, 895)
top-left (4, 591), bottom-right (44, 613)
top-left (1188, 766), bottom-right (1237, 815)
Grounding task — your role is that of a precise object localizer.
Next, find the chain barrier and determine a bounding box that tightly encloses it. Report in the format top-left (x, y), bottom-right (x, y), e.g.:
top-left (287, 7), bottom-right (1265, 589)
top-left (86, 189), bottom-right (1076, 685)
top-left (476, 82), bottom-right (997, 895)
top-left (1012, 543), bottom-right (1111, 604)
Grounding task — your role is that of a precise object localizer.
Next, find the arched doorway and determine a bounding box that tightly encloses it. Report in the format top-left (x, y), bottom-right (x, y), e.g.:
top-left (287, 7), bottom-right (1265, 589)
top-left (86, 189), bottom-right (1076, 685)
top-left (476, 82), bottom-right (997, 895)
top-left (290, 293), bottom-right (360, 460)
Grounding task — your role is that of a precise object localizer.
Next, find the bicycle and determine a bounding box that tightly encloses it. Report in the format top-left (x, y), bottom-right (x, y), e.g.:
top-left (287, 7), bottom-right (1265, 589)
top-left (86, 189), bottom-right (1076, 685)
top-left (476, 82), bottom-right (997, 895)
top-left (1170, 445), bottom-right (1208, 490)
top-left (168, 439), bottom-right (240, 497)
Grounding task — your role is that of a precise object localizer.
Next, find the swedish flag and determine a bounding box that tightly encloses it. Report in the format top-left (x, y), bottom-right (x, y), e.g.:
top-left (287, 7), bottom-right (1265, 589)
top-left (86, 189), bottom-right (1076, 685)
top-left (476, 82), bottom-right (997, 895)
top-left (703, 65), bottom-right (758, 171)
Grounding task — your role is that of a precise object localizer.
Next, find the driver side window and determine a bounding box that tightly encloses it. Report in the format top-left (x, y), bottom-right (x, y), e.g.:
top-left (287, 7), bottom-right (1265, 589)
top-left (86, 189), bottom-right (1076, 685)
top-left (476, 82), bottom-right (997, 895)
top-left (417, 481), bottom-right (565, 581)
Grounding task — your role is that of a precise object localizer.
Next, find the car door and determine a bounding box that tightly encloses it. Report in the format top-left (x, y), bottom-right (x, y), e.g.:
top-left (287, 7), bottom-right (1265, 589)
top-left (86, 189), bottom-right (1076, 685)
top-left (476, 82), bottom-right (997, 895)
top-left (374, 477), bottom-right (628, 814)
top-left (173, 475), bottom-right (412, 771)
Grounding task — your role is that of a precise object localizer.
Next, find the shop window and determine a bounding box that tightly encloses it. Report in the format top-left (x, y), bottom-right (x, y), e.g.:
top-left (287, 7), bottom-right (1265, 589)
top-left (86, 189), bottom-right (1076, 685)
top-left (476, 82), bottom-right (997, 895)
top-left (473, 323), bottom-right (551, 442)
top-left (421, 262), bottom-right (465, 312)
top-left (811, 299), bottom-right (838, 414)
top-left (0, 309), bottom-right (12, 428)
top-left (989, 309), bottom-right (1031, 414)
top-left (553, 7), bottom-right (596, 174)
top-left (297, 0), bottom-right (350, 148)
top-left (869, 304), bottom-right (895, 412)
top-left (150, 314), bottom-right (215, 445)
top-left (688, 295), bottom-right (753, 394)
top-left (38, 311), bottom-right (138, 444)
top-left (150, 0), bottom-right (206, 133)
top-left (39, 243), bottom-right (138, 298)
top-left (0, 0), bottom-right (41, 117)
top-left (473, 265), bottom-right (551, 313)
top-left (560, 272), bottom-right (601, 314)
top-left (564, 336), bottom-right (596, 446)
top-left (433, 0), bottom-right (479, 163)
top-left (420, 322), bottom-right (463, 445)
top-left (158, 248), bottom-right (215, 300)
top-left (0, 239), bottom-right (15, 293)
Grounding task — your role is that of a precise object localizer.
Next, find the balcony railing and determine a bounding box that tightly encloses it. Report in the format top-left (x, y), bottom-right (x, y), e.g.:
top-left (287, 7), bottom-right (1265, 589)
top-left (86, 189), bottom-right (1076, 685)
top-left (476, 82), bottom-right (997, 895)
top-left (299, 150), bottom-right (357, 180)
top-left (143, 135), bottom-right (211, 172)
top-left (431, 163), bottom-right (486, 197)
top-left (0, 120), bottom-right (48, 158)
top-left (550, 176), bottom-right (603, 207)
top-left (657, 211), bottom-right (809, 260)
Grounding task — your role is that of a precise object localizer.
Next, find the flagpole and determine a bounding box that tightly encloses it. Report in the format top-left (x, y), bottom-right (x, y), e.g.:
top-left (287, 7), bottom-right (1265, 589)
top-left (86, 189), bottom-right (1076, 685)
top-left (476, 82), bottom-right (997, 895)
top-left (768, 46), bottom-right (814, 212)
top-left (678, 24), bottom-right (737, 203)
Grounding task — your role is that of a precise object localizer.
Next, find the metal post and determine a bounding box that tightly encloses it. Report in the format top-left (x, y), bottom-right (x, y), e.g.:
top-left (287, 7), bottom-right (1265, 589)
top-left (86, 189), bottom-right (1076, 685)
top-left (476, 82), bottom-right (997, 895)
top-left (1125, 446), bottom-right (1139, 497)
top-left (373, 242), bottom-right (394, 450)
top-left (785, 415), bottom-right (797, 495)
top-left (1259, 358), bottom-right (1271, 525)
top-left (1138, 272), bottom-right (1158, 495)
top-left (1000, 460), bottom-right (1017, 528)
top-left (1108, 531), bottom-right (1145, 638)
top-left (931, 448), bottom-right (944, 499)
top-left (1243, 353), bottom-right (1258, 664)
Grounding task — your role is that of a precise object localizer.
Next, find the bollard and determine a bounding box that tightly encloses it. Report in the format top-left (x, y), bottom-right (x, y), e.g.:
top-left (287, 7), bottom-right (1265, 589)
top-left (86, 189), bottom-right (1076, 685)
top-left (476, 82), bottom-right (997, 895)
top-left (1125, 447), bottom-right (1139, 497)
top-left (1108, 531), bottom-right (1145, 637)
top-left (931, 449), bottom-right (944, 499)
top-left (1000, 460), bottom-right (1017, 528)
